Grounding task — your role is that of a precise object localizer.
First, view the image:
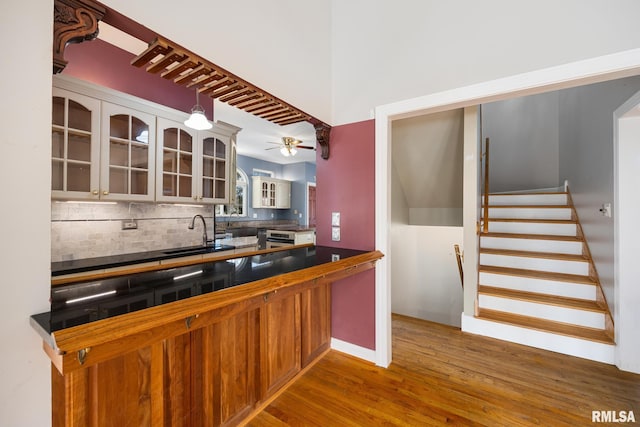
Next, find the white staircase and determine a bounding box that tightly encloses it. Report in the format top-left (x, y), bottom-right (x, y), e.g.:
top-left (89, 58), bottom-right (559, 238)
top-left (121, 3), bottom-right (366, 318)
top-left (466, 190), bottom-right (615, 363)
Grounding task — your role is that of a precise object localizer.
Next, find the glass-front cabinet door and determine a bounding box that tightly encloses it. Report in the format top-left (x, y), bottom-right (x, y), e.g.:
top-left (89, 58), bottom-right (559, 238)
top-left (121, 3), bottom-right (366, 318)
top-left (156, 117), bottom-right (197, 203)
top-left (199, 130), bottom-right (229, 204)
top-left (101, 103), bottom-right (156, 201)
top-left (51, 88), bottom-right (100, 199)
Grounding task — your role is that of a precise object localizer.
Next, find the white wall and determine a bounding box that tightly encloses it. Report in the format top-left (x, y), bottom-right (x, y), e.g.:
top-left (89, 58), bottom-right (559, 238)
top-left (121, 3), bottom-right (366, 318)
top-left (391, 225), bottom-right (464, 326)
top-left (392, 109), bottom-right (464, 226)
top-left (482, 92), bottom-right (560, 192)
top-left (0, 1), bottom-right (52, 426)
top-left (615, 98), bottom-right (640, 373)
top-left (101, 0), bottom-right (333, 125)
top-left (558, 76), bottom-right (640, 317)
top-left (332, 0), bottom-right (640, 125)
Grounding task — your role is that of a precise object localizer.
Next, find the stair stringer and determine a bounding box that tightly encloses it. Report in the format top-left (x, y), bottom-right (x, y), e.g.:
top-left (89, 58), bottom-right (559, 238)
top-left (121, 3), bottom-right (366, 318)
top-left (566, 188), bottom-right (615, 340)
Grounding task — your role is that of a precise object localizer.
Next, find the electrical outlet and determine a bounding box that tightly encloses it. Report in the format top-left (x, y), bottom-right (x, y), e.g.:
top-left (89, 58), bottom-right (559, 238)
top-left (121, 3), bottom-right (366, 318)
top-left (253, 213), bottom-right (257, 218)
top-left (600, 203), bottom-right (612, 217)
top-left (331, 226), bottom-right (340, 241)
top-left (331, 254), bottom-right (341, 262)
top-left (332, 212), bottom-right (340, 226)
top-left (121, 220), bottom-right (138, 230)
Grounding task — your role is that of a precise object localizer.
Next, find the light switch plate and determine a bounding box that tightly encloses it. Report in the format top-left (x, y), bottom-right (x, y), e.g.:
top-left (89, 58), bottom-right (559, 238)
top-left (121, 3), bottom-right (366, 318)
top-left (331, 212), bottom-right (340, 226)
top-left (331, 226), bottom-right (340, 241)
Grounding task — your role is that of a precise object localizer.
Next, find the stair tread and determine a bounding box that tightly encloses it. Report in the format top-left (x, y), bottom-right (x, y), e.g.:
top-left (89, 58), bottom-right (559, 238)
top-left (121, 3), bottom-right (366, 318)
top-left (477, 308), bottom-right (614, 344)
top-left (480, 247), bottom-right (589, 262)
top-left (479, 265), bottom-right (597, 285)
top-left (482, 232), bottom-right (581, 242)
top-left (489, 191), bottom-right (567, 196)
top-left (487, 218), bottom-right (576, 224)
top-left (478, 285), bottom-right (605, 312)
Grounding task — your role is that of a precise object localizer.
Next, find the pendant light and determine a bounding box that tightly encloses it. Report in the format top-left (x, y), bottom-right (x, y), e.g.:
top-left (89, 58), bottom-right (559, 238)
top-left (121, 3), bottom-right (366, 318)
top-left (184, 89), bottom-right (213, 130)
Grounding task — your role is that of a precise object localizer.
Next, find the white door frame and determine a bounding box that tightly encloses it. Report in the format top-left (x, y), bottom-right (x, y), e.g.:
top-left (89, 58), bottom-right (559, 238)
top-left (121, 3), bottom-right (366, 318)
top-left (613, 89), bottom-right (640, 374)
top-left (373, 49), bottom-right (640, 368)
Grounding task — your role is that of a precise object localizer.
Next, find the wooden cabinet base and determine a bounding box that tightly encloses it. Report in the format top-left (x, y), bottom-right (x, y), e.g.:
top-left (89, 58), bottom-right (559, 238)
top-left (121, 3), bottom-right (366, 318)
top-left (46, 251), bottom-right (382, 427)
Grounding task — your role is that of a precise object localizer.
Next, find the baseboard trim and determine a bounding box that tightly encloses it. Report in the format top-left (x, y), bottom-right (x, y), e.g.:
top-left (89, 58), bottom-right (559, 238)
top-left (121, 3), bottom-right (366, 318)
top-left (461, 313), bottom-right (615, 364)
top-left (331, 338), bottom-right (377, 364)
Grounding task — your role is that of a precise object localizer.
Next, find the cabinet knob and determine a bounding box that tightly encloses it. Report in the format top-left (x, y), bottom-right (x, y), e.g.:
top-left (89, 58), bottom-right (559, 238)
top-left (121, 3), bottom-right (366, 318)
top-left (102, 190), bottom-right (109, 196)
top-left (92, 190), bottom-right (99, 195)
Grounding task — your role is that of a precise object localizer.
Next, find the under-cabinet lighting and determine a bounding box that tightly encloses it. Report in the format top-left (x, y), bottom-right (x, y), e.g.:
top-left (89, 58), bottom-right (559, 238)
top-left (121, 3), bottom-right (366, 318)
top-left (56, 201), bottom-right (118, 205)
top-left (158, 204), bottom-right (205, 208)
top-left (174, 270), bottom-right (203, 281)
top-left (66, 290), bottom-right (117, 305)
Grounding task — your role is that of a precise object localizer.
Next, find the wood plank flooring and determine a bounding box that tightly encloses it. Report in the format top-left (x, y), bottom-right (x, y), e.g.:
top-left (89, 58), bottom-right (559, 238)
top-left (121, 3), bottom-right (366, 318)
top-left (248, 314), bottom-right (640, 426)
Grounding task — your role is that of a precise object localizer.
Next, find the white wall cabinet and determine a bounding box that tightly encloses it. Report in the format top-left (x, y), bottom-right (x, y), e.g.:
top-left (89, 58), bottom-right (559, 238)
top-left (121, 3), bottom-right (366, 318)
top-left (52, 76), bottom-right (240, 205)
top-left (252, 176), bottom-right (291, 209)
top-left (101, 103), bottom-right (156, 201)
top-left (156, 119), bottom-right (239, 204)
top-left (51, 88), bottom-right (101, 200)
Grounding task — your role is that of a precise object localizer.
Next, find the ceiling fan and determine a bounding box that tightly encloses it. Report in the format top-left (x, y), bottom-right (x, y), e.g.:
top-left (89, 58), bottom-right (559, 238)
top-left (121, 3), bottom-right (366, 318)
top-left (266, 136), bottom-right (315, 157)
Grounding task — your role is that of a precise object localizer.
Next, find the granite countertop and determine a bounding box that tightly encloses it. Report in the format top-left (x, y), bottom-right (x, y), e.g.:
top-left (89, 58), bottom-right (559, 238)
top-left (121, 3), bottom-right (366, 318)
top-left (265, 226), bottom-right (316, 232)
top-left (35, 246), bottom-right (367, 336)
top-left (51, 242), bottom-right (237, 277)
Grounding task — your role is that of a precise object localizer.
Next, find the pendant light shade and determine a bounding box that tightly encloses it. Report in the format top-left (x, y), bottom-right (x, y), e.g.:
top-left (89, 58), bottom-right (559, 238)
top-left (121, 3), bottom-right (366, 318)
top-left (184, 90), bottom-right (212, 130)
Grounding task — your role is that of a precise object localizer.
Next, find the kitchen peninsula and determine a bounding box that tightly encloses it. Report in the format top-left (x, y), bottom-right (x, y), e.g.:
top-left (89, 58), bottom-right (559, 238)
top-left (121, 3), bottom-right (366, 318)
top-left (32, 245), bottom-right (383, 426)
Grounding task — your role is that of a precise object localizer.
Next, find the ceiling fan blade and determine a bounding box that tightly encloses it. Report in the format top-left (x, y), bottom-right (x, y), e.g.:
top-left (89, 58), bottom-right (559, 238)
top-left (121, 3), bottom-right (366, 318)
top-left (297, 145), bottom-right (315, 150)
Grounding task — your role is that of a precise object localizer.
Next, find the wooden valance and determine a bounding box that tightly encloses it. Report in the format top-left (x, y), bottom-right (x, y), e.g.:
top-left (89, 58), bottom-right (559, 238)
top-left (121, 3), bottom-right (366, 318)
top-left (131, 37), bottom-right (331, 159)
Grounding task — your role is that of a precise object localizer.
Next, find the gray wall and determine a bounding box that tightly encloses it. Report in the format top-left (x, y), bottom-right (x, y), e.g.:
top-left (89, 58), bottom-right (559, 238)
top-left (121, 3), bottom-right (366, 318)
top-left (392, 109), bottom-right (464, 226)
top-left (558, 75), bottom-right (640, 315)
top-left (482, 75), bottom-right (640, 318)
top-left (482, 92), bottom-right (560, 193)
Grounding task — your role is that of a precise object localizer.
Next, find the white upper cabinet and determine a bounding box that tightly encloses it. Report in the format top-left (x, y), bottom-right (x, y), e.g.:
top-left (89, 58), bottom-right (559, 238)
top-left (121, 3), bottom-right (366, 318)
top-left (156, 118), bottom-right (198, 203)
top-left (198, 129), bottom-right (230, 204)
top-left (252, 176), bottom-right (291, 209)
top-left (52, 76), bottom-right (240, 205)
top-left (51, 88), bottom-right (101, 200)
top-left (101, 103), bottom-right (156, 201)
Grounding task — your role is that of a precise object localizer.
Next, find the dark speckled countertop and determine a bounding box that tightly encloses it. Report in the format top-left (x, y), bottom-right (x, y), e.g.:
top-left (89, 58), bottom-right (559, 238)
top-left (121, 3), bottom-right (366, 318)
top-left (34, 246), bottom-right (365, 337)
top-left (51, 243), bottom-right (237, 276)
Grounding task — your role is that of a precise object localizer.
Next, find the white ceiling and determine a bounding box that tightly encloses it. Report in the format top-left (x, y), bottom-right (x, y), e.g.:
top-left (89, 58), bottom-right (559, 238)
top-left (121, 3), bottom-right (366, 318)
top-left (98, 22), bottom-right (317, 165)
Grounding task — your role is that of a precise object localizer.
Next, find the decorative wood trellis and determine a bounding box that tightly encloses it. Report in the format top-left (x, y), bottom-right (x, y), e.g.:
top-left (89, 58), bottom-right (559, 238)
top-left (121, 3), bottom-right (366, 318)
top-left (52, 1), bottom-right (331, 159)
top-left (131, 37), bottom-right (331, 159)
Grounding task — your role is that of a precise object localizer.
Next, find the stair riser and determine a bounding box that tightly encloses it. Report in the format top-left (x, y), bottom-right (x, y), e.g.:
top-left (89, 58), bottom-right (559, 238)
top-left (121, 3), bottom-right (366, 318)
top-left (481, 236), bottom-right (583, 255)
top-left (488, 221), bottom-right (577, 236)
top-left (487, 207), bottom-right (572, 220)
top-left (479, 272), bottom-right (597, 300)
top-left (480, 253), bottom-right (589, 275)
top-left (488, 194), bottom-right (568, 206)
top-left (462, 315), bottom-right (614, 364)
top-left (478, 295), bottom-right (605, 329)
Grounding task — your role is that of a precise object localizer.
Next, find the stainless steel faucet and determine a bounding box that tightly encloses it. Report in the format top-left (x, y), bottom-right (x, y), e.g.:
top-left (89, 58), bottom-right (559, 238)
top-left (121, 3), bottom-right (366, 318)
top-left (188, 214), bottom-right (208, 247)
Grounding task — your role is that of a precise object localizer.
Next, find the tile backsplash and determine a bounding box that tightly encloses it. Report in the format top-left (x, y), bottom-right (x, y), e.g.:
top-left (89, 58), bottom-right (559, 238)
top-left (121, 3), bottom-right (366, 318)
top-left (51, 201), bottom-right (217, 262)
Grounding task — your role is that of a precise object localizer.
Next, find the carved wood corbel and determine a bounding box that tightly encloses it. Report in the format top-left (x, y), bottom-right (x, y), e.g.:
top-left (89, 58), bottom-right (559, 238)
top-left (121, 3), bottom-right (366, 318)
top-left (53, 0), bottom-right (106, 74)
top-left (314, 122), bottom-right (331, 160)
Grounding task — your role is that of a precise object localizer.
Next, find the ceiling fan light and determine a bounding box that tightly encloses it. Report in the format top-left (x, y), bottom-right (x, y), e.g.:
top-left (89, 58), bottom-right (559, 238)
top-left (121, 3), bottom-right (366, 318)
top-left (289, 147), bottom-right (298, 156)
top-left (184, 105), bottom-right (213, 130)
top-left (280, 146), bottom-right (290, 157)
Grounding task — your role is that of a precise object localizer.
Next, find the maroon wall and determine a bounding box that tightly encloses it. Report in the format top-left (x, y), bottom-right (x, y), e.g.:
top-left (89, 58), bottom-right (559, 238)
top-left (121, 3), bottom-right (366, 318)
top-left (316, 120), bottom-right (377, 349)
top-left (63, 39), bottom-right (214, 120)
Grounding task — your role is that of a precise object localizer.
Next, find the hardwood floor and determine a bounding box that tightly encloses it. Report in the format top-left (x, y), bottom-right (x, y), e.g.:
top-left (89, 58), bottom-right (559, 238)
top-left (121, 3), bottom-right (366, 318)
top-left (248, 314), bottom-right (640, 426)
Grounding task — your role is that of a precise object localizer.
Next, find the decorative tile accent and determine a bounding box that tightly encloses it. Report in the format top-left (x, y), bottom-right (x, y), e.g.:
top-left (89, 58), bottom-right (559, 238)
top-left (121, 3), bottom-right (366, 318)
top-left (51, 201), bottom-right (298, 261)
